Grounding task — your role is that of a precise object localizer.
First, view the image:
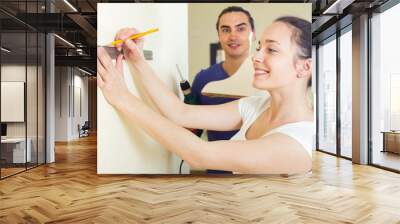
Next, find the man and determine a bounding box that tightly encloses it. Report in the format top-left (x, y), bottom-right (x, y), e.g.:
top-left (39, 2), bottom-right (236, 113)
top-left (191, 6), bottom-right (256, 174)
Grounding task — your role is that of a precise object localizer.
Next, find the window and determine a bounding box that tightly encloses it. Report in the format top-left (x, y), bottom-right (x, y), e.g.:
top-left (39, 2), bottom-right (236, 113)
top-left (339, 28), bottom-right (352, 158)
top-left (317, 36), bottom-right (337, 155)
top-left (370, 2), bottom-right (400, 171)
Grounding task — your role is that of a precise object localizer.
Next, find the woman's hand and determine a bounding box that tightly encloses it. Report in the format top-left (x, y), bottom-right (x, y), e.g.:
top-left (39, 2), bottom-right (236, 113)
top-left (97, 47), bottom-right (131, 109)
top-left (114, 28), bottom-right (145, 63)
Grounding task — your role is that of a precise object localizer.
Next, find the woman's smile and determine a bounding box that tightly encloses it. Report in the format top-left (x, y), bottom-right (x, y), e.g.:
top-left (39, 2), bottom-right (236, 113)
top-left (253, 66), bottom-right (270, 78)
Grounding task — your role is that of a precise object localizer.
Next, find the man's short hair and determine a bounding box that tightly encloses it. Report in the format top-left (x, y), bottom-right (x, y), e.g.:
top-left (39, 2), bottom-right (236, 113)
top-left (216, 6), bottom-right (255, 32)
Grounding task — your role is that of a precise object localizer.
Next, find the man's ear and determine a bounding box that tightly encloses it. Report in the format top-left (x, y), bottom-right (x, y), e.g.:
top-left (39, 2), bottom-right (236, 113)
top-left (251, 30), bottom-right (256, 42)
top-left (296, 58), bottom-right (312, 78)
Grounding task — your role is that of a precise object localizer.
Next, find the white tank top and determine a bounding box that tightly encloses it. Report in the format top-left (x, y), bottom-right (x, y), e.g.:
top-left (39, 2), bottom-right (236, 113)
top-left (230, 96), bottom-right (315, 157)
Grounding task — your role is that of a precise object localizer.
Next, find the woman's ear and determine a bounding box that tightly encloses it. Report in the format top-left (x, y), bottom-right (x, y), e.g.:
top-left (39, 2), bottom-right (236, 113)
top-left (296, 58), bottom-right (312, 78)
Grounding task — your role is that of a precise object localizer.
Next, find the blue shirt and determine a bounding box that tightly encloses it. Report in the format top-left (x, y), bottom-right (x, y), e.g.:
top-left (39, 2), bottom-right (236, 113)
top-left (191, 62), bottom-right (239, 142)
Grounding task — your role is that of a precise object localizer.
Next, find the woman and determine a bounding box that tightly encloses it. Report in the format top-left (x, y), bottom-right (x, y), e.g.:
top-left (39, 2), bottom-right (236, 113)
top-left (97, 16), bottom-right (313, 174)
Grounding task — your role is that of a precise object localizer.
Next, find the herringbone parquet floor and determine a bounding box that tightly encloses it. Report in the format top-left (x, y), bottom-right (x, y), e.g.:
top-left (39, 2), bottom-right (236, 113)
top-left (1, 134), bottom-right (400, 223)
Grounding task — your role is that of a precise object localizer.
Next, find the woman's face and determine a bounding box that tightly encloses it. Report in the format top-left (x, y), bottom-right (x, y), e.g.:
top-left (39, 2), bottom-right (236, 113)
top-left (252, 21), bottom-right (302, 90)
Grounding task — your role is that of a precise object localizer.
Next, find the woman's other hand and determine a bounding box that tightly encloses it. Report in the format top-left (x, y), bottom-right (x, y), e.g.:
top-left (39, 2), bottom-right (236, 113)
top-left (114, 28), bottom-right (145, 63)
top-left (97, 47), bottom-right (131, 109)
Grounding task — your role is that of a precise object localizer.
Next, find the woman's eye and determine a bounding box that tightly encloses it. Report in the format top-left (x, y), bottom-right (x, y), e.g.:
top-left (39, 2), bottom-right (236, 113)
top-left (256, 41), bottom-right (261, 51)
top-left (268, 48), bottom-right (277, 53)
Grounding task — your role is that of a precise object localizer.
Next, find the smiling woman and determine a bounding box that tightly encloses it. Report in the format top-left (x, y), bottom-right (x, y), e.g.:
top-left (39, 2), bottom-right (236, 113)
top-left (97, 16), bottom-right (313, 175)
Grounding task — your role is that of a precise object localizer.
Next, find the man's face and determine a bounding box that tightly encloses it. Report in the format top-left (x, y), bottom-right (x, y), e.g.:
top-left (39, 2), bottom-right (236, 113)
top-left (217, 12), bottom-right (253, 59)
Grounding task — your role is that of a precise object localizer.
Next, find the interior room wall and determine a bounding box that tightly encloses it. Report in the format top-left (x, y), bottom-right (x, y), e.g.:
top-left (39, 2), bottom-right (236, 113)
top-left (97, 3), bottom-right (188, 174)
top-left (71, 73), bottom-right (89, 138)
top-left (55, 66), bottom-right (70, 141)
top-left (54, 67), bottom-right (89, 141)
top-left (37, 64), bottom-right (45, 164)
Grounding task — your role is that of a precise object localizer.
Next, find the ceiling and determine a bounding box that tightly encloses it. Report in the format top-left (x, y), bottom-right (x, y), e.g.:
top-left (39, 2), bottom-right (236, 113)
top-left (0, 0), bottom-right (394, 73)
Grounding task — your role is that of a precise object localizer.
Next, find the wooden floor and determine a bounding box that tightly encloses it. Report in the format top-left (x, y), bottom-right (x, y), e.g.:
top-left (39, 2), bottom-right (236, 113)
top-left (1, 135), bottom-right (400, 223)
top-left (0, 167), bottom-right (26, 178)
top-left (372, 150), bottom-right (400, 171)
top-left (1, 163), bottom-right (45, 178)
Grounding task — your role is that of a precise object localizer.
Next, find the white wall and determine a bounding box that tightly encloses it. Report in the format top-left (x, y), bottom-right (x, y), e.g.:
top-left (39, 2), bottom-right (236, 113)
top-left (55, 66), bottom-right (68, 141)
top-left (71, 73), bottom-right (89, 138)
top-left (54, 67), bottom-right (89, 141)
top-left (97, 3), bottom-right (188, 174)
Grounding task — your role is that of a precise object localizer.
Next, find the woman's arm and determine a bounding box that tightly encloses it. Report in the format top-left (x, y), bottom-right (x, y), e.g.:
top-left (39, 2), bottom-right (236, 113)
top-left (97, 52), bottom-right (311, 174)
top-left (110, 91), bottom-right (311, 174)
top-left (112, 28), bottom-right (241, 131)
top-left (132, 58), bottom-right (242, 131)
top-left (204, 134), bottom-right (312, 174)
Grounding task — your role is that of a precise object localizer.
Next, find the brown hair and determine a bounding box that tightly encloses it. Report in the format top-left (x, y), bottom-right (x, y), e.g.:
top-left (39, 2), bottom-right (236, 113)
top-left (216, 6), bottom-right (255, 32)
top-left (274, 16), bottom-right (312, 87)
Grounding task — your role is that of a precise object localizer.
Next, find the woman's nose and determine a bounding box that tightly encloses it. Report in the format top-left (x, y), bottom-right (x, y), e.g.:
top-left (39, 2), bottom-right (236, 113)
top-left (253, 49), bottom-right (264, 63)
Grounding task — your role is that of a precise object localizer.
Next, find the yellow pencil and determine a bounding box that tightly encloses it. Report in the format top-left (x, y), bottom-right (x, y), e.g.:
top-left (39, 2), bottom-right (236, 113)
top-left (110, 28), bottom-right (159, 46)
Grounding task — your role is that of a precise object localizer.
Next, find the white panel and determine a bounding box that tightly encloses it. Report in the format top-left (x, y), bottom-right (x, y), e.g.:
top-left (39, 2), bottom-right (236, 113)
top-left (74, 86), bottom-right (81, 137)
top-left (97, 3), bottom-right (188, 174)
top-left (202, 57), bottom-right (267, 97)
top-left (1, 82), bottom-right (25, 122)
